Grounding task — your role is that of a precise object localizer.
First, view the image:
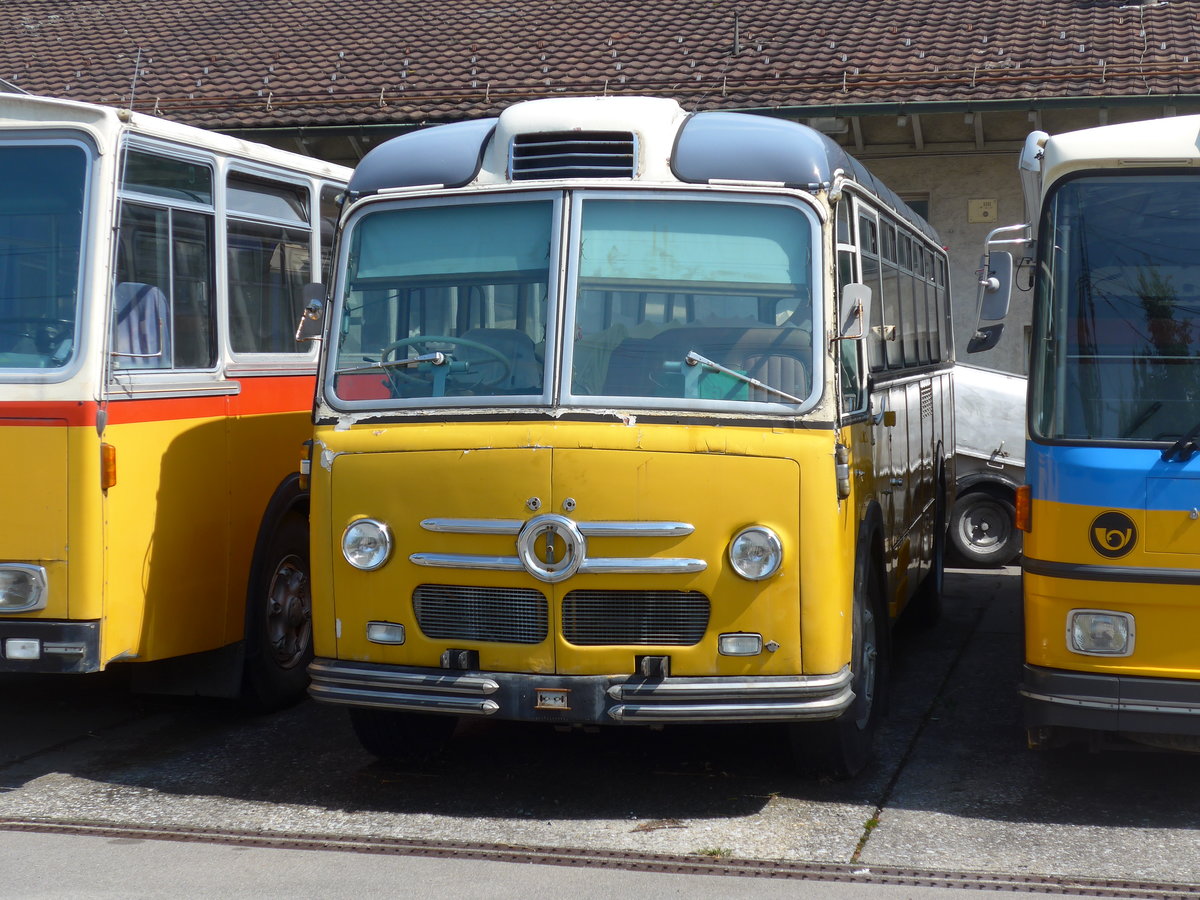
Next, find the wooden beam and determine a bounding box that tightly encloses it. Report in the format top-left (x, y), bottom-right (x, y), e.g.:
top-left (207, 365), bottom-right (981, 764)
top-left (974, 112), bottom-right (985, 149)
top-left (911, 114), bottom-right (924, 152)
top-left (851, 116), bottom-right (864, 153)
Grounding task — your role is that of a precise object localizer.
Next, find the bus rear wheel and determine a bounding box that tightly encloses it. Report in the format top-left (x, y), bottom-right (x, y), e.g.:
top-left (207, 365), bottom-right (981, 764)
top-left (791, 562), bottom-right (888, 779)
top-left (349, 708), bottom-right (459, 764)
top-left (242, 512), bottom-right (312, 711)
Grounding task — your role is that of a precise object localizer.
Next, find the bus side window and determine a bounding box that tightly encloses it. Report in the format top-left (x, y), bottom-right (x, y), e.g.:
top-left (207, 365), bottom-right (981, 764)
top-left (227, 174), bottom-right (312, 355)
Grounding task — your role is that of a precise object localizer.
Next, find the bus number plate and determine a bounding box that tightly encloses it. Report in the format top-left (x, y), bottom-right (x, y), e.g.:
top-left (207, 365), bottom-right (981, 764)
top-left (535, 688), bottom-right (570, 710)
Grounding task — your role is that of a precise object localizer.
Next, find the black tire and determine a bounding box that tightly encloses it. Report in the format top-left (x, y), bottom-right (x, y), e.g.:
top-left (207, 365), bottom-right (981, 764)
top-left (907, 478), bottom-right (947, 627)
top-left (948, 489), bottom-right (1021, 567)
top-left (348, 708), bottom-right (459, 764)
top-left (792, 560), bottom-right (889, 780)
top-left (241, 512), bottom-right (313, 711)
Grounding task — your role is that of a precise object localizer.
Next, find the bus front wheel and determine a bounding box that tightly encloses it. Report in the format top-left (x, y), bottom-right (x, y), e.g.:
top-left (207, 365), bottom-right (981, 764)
top-left (791, 562), bottom-right (889, 779)
top-left (242, 512), bottom-right (312, 711)
top-left (948, 488), bottom-right (1020, 567)
top-left (348, 708), bottom-right (459, 765)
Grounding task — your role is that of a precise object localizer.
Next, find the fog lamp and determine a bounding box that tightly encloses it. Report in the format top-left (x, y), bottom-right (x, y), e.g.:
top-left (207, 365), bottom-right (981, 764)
top-left (342, 519), bottom-right (392, 571)
top-left (366, 621), bottom-right (406, 645)
top-left (4, 638), bottom-right (40, 660)
top-left (728, 526), bottom-right (783, 580)
top-left (0, 565), bottom-right (47, 612)
top-left (718, 633), bottom-right (763, 656)
top-left (1067, 609), bottom-right (1134, 657)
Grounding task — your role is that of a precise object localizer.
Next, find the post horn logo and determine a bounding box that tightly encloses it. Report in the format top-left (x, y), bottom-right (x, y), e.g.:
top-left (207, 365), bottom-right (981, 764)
top-left (1089, 510), bottom-right (1137, 559)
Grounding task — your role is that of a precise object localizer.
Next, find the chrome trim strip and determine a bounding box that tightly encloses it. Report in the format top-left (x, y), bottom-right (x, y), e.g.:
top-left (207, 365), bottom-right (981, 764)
top-left (408, 553), bottom-right (705, 573)
top-left (409, 553), bottom-right (526, 571)
top-left (420, 518), bottom-right (694, 538)
top-left (607, 695), bottom-right (852, 723)
top-left (1024, 557), bottom-right (1200, 586)
top-left (578, 521), bottom-right (694, 538)
top-left (1020, 689), bottom-right (1200, 717)
top-left (580, 557), bottom-right (707, 574)
top-left (421, 518), bottom-right (524, 535)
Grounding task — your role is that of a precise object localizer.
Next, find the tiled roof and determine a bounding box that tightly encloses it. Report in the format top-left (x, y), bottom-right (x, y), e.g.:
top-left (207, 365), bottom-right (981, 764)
top-left (1, 1), bottom-right (1198, 130)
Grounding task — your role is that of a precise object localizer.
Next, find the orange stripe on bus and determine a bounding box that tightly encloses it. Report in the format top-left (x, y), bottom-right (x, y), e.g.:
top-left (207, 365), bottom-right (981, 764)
top-left (0, 375), bottom-right (315, 427)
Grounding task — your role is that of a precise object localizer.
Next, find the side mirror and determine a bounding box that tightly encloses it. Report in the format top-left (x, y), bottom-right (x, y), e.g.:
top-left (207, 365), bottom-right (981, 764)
top-left (838, 283), bottom-right (872, 340)
top-left (977, 250), bottom-right (1013, 322)
top-left (967, 323), bottom-right (1005, 354)
top-left (295, 283), bottom-right (326, 343)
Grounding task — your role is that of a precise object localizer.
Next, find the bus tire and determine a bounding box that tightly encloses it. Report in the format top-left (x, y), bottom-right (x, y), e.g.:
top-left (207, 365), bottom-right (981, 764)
top-left (242, 512), bottom-right (312, 711)
top-left (948, 488), bottom-right (1020, 567)
top-left (348, 708), bottom-right (458, 764)
top-left (792, 560), bottom-right (889, 780)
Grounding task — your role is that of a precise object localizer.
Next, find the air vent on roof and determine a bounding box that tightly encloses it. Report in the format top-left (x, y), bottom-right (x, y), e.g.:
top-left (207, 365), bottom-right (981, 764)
top-left (510, 131), bottom-right (636, 180)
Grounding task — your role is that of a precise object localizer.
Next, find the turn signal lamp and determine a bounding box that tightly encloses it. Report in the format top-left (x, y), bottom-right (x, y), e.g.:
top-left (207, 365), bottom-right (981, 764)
top-left (1067, 609), bottom-right (1134, 657)
top-left (1015, 484), bottom-right (1031, 532)
top-left (718, 633), bottom-right (763, 656)
top-left (101, 443), bottom-right (117, 491)
top-left (366, 621), bottom-right (406, 645)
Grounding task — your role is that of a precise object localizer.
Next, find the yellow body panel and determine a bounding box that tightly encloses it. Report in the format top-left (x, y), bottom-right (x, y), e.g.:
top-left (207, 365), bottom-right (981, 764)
top-left (1025, 497), bottom-right (1200, 680)
top-left (312, 419), bottom-right (860, 678)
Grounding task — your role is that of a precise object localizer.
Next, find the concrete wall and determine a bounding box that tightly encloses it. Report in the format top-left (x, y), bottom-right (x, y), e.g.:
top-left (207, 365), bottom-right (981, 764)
top-left (863, 152), bottom-right (1033, 376)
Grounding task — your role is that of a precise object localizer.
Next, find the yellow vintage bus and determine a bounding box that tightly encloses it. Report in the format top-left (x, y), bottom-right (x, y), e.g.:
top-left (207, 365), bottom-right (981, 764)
top-left (305, 97), bottom-right (953, 775)
top-left (0, 94), bottom-right (350, 708)
top-left (976, 117), bottom-right (1200, 750)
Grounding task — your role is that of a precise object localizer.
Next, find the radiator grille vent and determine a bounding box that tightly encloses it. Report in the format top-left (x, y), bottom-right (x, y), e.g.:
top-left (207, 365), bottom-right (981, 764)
top-left (562, 590), bottom-right (710, 646)
top-left (413, 584), bottom-right (548, 644)
top-left (511, 131), bottom-right (636, 180)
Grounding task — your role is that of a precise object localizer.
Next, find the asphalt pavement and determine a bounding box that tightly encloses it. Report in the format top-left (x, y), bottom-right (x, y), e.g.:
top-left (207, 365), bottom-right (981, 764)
top-left (0, 566), bottom-right (1198, 897)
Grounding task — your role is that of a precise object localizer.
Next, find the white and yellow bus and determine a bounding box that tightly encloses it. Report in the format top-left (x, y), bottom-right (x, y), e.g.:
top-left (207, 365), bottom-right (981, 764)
top-left (0, 94), bottom-right (350, 708)
top-left (305, 97), bottom-right (953, 775)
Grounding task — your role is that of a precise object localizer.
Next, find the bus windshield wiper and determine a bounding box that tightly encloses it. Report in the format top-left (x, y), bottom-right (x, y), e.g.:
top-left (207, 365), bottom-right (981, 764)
top-left (684, 351), bottom-right (806, 405)
top-left (336, 352), bottom-right (447, 375)
top-left (1162, 418), bottom-right (1200, 461)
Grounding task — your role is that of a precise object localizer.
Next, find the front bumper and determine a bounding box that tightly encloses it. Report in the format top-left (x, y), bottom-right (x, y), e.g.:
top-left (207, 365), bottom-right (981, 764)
top-left (308, 658), bottom-right (854, 725)
top-left (1021, 664), bottom-right (1200, 737)
top-left (0, 620), bottom-right (100, 674)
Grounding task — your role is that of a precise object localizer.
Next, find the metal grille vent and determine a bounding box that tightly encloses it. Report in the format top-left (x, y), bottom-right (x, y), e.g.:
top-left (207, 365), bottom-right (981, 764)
top-left (510, 131), bottom-right (636, 180)
top-left (413, 584), bottom-right (548, 644)
top-left (562, 590), bottom-right (710, 646)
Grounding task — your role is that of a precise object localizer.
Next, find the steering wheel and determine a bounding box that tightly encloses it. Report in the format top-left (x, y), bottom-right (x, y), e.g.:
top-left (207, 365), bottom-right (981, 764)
top-left (380, 335), bottom-right (512, 392)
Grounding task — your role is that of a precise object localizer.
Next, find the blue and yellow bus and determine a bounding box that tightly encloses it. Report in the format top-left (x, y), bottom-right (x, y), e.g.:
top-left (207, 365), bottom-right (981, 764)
top-left (980, 117), bottom-right (1200, 748)
top-left (304, 96), bottom-right (955, 776)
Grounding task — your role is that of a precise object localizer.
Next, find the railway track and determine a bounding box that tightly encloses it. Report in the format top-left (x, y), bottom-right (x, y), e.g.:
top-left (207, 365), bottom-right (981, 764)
top-left (1, 818), bottom-right (1197, 898)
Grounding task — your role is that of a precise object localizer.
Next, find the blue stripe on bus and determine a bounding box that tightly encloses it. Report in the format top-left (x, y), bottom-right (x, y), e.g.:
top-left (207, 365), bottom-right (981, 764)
top-left (1027, 443), bottom-right (1200, 510)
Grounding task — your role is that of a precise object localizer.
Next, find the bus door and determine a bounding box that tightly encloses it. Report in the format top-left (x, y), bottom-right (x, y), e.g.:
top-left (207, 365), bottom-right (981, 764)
top-left (103, 147), bottom-right (232, 663)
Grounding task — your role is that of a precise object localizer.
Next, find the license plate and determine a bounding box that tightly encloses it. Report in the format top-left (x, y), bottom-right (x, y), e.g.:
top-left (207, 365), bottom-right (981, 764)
top-left (535, 688), bottom-right (570, 710)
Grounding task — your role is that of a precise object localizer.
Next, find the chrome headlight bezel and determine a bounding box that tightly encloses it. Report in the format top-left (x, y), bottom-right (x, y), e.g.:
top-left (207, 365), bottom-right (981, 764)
top-left (1066, 609), bottom-right (1135, 657)
top-left (341, 518), bottom-right (393, 571)
top-left (0, 564), bottom-right (48, 613)
top-left (728, 526), bottom-right (783, 581)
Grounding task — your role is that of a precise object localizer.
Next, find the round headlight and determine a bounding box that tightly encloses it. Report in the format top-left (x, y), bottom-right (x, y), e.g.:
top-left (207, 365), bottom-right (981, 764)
top-left (728, 526), bottom-right (783, 581)
top-left (342, 518), bottom-right (393, 571)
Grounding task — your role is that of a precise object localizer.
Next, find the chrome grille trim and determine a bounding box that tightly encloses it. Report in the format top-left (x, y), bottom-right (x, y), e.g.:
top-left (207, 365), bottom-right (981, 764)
top-left (562, 589), bottom-right (710, 646)
top-left (421, 518), bottom-right (523, 535)
top-left (410, 553), bottom-right (705, 574)
top-left (413, 583), bottom-right (548, 644)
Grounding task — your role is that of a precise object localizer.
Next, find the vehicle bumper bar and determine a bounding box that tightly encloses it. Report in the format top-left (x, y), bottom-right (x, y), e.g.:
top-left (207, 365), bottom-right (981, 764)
top-left (0, 620), bottom-right (101, 674)
top-left (309, 658), bottom-right (854, 725)
top-left (1021, 664), bottom-right (1200, 736)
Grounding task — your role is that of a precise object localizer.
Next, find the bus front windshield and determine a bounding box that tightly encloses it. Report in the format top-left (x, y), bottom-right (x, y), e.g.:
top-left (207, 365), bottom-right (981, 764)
top-left (331, 192), bottom-right (816, 411)
top-left (0, 144), bottom-right (87, 371)
top-left (1033, 175), bottom-right (1200, 443)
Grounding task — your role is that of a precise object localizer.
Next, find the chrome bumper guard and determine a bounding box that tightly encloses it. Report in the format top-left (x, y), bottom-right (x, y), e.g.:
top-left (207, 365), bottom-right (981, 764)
top-left (309, 659), bottom-right (854, 725)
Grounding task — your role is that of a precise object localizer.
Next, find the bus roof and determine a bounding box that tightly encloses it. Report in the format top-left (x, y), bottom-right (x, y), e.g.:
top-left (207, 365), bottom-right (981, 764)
top-left (348, 96), bottom-right (939, 243)
top-left (1037, 114), bottom-right (1200, 199)
top-left (0, 92), bottom-right (350, 180)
